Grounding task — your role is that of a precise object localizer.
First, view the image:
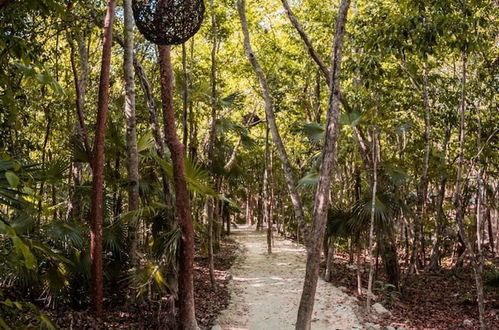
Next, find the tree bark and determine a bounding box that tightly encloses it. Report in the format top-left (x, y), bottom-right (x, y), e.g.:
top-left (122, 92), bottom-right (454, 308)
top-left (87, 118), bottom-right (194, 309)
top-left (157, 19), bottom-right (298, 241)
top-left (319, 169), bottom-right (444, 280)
top-left (182, 43), bottom-right (189, 149)
top-left (263, 125), bottom-right (272, 254)
top-left (237, 0), bottom-right (308, 246)
top-left (411, 62), bottom-right (431, 272)
top-left (324, 237), bottom-right (334, 282)
top-left (157, 45), bottom-right (198, 330)
top-left (69, 33), bottom-right (89, 223)
top-left (429, 127), bottom-right (451, 271)
top-left (454, 52), bottom-right (486, 330)
top-left (132, 52), bottom-right (165, 155)
top-left (295, 0), bottom-right (350, 328)
top-left (367, 125), bottom-right (378, 312)
top-left (123, 0), bottom-right (140, 265)
top-left (90, 0), bottom-right (115, 317)
top-left (203, 0), bottom-right (218, 287)
top-left (280, 0), bottom-right (373, 176)
top-left (69, 38), bottom-right (90, 152)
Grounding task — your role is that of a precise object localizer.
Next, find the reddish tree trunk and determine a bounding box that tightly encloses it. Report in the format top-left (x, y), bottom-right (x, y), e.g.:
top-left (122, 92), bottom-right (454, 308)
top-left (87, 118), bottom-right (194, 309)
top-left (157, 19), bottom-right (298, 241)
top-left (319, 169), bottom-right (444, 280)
top-left (158, 45), bottom-right (198, 330)
top-left (90, 0), bottom-right (115, 317)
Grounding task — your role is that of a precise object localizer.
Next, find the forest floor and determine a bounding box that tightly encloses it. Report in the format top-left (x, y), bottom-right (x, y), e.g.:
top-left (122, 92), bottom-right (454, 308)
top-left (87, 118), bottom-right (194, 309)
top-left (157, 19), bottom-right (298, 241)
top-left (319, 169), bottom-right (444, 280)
top-left (213, 226), bottom-right (365, 330)
top-left (325, 251), bottom-right (499, 329)
top-left (31, 237), bottom-right (240, 329)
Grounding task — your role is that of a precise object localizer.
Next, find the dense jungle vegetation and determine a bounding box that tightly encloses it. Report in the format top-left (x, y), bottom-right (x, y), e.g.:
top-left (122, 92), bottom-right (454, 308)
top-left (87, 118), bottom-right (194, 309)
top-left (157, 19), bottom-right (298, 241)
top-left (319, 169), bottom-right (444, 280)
top-left (0, 0), bottom-right (497, 329)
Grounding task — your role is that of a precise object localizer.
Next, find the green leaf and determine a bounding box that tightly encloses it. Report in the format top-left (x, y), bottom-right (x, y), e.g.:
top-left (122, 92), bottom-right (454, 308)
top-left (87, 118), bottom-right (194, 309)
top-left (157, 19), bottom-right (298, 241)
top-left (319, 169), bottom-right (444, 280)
top-left (12, 236), bottom-right (36, 269)
top-left (39, 313), bottom-right (57, 330)
top-left (35, 73), bottom-right (52, 84)
top-left (298, 172), bottom-right (319, 189)
top-left (340, 111), bottom-right (362, 126)
top-left (5, 171), bottom-right (20, 188)
top-left (0, 316), bottom-right (11, 330)
top-left (302, 122), bottom-right (325, 143)
top-left (137, 131), bottom-right (154, 153)
top-left (13, 62), bottom-right (35, 76)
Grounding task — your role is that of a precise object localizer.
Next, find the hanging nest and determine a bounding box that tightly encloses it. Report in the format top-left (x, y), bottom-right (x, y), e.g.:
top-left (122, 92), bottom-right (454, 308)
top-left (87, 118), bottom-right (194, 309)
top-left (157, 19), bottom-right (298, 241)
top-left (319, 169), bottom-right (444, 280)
top-left (132, 0), bottom-right (205, 45)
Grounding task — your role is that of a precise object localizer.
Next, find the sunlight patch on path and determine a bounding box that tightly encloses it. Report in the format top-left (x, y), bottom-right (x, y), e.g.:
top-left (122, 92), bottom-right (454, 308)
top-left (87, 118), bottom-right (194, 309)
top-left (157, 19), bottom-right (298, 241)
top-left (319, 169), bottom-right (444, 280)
top-left (213, 226), bottom-right (363, 330)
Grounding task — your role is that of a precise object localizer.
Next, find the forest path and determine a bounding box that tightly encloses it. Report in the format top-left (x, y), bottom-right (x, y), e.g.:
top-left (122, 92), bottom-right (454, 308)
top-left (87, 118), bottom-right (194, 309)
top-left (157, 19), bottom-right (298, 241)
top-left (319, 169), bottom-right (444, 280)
top-left (213, 226), bottom-right (364, 330)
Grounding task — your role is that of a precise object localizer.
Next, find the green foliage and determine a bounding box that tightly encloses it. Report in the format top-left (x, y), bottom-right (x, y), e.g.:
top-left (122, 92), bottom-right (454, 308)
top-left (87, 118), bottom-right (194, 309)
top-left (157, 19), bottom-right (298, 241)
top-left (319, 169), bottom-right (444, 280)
top-left (484, 269), bottom-right (499, 289)
top-left (374, 281), bottom-right (400, 306)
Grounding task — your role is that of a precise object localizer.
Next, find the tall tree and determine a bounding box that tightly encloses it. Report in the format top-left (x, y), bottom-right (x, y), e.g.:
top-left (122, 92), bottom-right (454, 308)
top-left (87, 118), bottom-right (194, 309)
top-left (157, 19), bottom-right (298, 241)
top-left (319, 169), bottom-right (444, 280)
top-left (158, 45), bottom-right (198, 330)
top-left (89, 0), bottom-right (116, 317)
top-left (295, 0), bottom-right (351, 328)
top-left (204, 0), bottom-right (218, 287)
top-left (122, 0), bottom-right (140, 265)
top-left (454, 51), bottom-right (486, 330)
top-left (237, 0), bottom-right (308, 245)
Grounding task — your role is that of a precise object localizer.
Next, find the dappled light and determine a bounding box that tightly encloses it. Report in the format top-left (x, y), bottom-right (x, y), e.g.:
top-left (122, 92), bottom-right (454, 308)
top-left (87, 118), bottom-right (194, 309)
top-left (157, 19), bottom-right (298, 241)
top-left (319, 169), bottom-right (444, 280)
top-left (0, 0), bottom-right (497, 329)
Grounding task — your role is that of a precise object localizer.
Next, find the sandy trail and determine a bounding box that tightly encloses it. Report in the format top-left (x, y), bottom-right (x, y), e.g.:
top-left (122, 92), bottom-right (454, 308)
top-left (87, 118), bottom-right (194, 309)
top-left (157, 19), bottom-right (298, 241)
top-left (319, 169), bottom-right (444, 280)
top-left (214, 226), bottom-right (363, 330)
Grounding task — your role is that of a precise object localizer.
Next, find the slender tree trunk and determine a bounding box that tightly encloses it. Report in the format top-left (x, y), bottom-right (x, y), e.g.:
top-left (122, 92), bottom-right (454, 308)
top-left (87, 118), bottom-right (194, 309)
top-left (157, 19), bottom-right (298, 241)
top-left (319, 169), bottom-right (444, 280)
top-left (69, 38), bottom-right (90, 152)
top-left (182, 43), bottom-right (189, 149)
top-left (356, 240), bottom-right (362, 295)
top-left (205, 198), bottom-right (216, 286)
top-left (313, 71), bottom-right (321, 123)
top-left (224, 107), bottom-right (257, 171)
top-left (367, 124), bottom-right (378, 312)
top-left (264, 125), bottom-right (272, 254)
top-left (204, 0), bottom-right (218, 287)
top-left (429, 128), bottom-right (451, 271)
top-left (69, 34), bottom-right (89, 223)
top-left (123, 0), bottom-right (140, 265)
top-left (295, 1), bottom-right (350, 328)
top-left (90, 0), bottom-right (115, 317)
top-left (37, 101), bottom-right (52, 225)
top-left (237, 0), bottom-right (308, 246)
top-left (486, 204), bottom-right (494, 253)
top-left (324, 237), bottom-right (334, 282)
top-left (411, 62), bottom-right (431, 272)
top-left (157, 45), bottom-right (198, 330)
top-left (281, 0), bottom-right (373, 174)
top-left (454, 52), bottom-right (486, 330)
top-left (245, 188), bottom-right (251, 225)
top-left (114, 35), bottom-right (174, 212)
top-left (132, 53), bottom-right (165, 155)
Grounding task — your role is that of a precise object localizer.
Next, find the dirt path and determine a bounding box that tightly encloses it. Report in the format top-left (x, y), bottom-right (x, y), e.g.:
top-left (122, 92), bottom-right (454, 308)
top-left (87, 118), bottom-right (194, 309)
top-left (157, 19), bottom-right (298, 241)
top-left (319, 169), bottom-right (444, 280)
top-left (213, 226), bottom-right (364, 330)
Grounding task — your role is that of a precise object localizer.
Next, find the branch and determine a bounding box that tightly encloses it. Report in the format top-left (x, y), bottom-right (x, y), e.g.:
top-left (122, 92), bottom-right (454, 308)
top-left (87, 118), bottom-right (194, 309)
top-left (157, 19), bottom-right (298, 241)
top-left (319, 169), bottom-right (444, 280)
top-left (281, 0), bottom-right (330, 83)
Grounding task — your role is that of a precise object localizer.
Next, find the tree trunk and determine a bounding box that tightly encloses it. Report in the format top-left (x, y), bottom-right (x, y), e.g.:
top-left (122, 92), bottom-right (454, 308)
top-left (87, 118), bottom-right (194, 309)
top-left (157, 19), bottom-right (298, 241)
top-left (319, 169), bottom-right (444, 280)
top-left (356, 241), bottom-right (362, 295)
top-left (237, 0), bottom-right (308, 246)
top-left (381, 232), bottom-right (400, 288)
top-left (205, 198), bottom-right (216, 287)
top-left (486, 205), bottom-right (494, 253)
top-left (411, 62), bottom-right (431, 272)
top-left (132, 52), bottom-right (165, 155)
top-left (428, 128), bottom-right (451, 271)
top-left (324, 237), bottom-right (334, 282)
top-left (68, 33), bottom-right (89, 223)
top-left (367, 125), bottom-right (378, 312)
top-left (182, 43), bottom-right (189, 149)
top-left (295, 1), bottom-right (350, 328)
top-left (158, 45), bottom-right (198, 330)
top-left (264, 125), bottom-right (272, 254)
top-left (90, 0), bottom-right (115, 317)
top-left (123, 0), bottom-right (140, 265)
top-left (114, 35), bottom-right (174, 213)
top-left (224, 107), bottom-right (258, 171)
top-left (454, 52), bottom-right (486, 330)
top-left (281, 0), bottom-right (373, 174)
top-left (204, 0), bottom-right (218, 287)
